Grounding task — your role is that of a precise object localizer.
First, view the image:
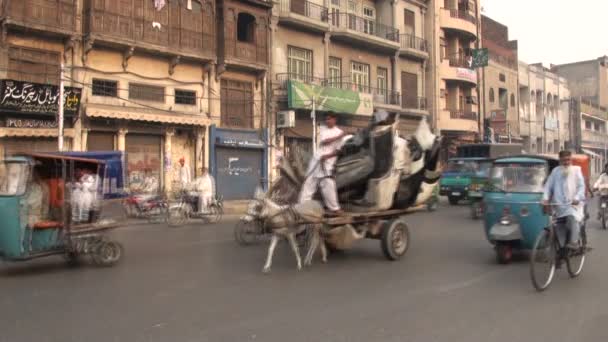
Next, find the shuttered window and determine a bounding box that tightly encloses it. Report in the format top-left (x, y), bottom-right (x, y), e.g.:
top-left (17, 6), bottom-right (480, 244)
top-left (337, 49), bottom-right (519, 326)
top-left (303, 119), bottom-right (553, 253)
top-left (129, 83), bottom-right (165, 102)
top-left (8, 46), bottom-right (60, 85)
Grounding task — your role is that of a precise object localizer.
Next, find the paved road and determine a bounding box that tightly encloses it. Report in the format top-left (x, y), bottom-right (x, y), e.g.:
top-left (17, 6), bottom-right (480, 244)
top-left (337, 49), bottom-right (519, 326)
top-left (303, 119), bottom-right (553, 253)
top-left (1, 202), bottom-right (608, 342)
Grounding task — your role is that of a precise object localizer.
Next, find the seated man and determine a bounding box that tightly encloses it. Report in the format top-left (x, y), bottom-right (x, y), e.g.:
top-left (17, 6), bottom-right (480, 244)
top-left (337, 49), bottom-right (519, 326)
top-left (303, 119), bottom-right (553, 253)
top-left (542, 150), bottom-right (586, 250)
top-left (189, 167), bottom-right (215, 213)
top-left (26, 169), bottom-right (49, 227)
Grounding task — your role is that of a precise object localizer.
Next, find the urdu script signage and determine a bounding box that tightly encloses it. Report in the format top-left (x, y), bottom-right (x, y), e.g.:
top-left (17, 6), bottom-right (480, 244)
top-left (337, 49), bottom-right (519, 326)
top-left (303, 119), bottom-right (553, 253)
top-left (0, 79), bottom-right (82, 116)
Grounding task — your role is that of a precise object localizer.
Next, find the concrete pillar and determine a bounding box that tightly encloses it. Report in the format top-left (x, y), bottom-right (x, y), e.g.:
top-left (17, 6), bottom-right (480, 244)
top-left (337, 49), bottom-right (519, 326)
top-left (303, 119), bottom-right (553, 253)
top-left (164, 128), bottom-right (175, 194)
top-left (195, 127), bottom-right (205, 176)
top-left (209, 63), bottom-right (221, 119)
top-left (204, 125), bottom-right (210, 168)
top-left (391, 53), bottom-right (399, 98)
top-left (117, 127), bottom-right (128, 152)
top-left (80, 128), bottom-right (89, 151)
top-left (323, 32), bottom-right (331, 79)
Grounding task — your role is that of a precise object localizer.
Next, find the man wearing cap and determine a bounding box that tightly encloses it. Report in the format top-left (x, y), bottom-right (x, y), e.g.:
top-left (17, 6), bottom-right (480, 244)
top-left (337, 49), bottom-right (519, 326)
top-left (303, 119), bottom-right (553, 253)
top-left (299, 112), bottom-right (346, 216)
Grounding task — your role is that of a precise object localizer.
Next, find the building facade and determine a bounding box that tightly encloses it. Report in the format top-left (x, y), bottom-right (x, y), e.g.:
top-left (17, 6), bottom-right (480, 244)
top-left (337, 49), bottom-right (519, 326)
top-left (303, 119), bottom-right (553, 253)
top-left (518, 61), bottom-right (570, 154)
top-left (427, 0), bottom-right (481, 159)
top-left (480, 15), bottom-right (518, 143)
top-left (271, 0), bottom-right (431, 169)
top-left (552, 56), bottom-right (608, 109)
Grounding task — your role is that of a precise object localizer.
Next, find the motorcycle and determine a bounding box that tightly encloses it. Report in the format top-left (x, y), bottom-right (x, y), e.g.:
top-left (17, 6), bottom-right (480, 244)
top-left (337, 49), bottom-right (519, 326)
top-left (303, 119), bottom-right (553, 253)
top-left (167, 191), bottom-right (224, 226)
top-left (123, 193), bottom-right (168, 223)
top-left (597, 188), bottom-right (608, 230)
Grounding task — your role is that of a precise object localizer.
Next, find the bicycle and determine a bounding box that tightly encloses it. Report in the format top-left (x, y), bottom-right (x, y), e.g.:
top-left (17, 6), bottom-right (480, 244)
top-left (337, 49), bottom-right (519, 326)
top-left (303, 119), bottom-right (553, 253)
top-left (529, 202), bottom-right (590, 292)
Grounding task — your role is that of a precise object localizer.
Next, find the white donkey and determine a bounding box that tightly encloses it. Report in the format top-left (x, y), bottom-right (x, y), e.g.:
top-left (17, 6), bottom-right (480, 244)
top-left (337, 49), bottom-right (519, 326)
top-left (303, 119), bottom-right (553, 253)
top-left (247, 188), bottom-right (327, 273)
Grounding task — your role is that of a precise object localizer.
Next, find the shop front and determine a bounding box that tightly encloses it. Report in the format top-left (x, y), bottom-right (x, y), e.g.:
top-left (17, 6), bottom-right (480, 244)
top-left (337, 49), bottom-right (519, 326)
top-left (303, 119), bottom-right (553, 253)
top-left (209, 126), bottom-right (268, 200)
top-left (0, 79), bottom-right (81, 156)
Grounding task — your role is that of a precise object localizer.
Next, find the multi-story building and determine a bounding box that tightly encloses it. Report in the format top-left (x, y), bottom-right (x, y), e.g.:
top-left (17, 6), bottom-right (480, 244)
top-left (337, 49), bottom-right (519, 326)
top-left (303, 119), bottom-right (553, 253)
top-left (480, 15), bottom-right (519, 143)
top-left (427, 0), bottom-right (481, 159)
top-left (518, 61), bottom-right (570, 154)
top-left (569, 99), bottom-right (608, 177)
top-left (552, 56), bottom-right (608, 109)
top-left (271, 0), bottom-right (430, 167)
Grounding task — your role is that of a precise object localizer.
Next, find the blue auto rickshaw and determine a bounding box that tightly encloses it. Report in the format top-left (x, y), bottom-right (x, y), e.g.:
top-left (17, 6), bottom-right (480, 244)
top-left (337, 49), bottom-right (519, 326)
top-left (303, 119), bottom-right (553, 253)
top-left (0, 153), bottom-right (123, 267)
top-left (483, 155), bottom-right (559, 264)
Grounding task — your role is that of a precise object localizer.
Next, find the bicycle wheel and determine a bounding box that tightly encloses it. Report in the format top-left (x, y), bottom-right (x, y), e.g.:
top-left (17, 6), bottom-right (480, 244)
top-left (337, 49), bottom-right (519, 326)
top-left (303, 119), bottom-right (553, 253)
top-left (530, 229), bottom-right (557, 292)
top-left (567, 229), bottom-right (586, 278)
top-left (168, 205), bottom-right (188, 227)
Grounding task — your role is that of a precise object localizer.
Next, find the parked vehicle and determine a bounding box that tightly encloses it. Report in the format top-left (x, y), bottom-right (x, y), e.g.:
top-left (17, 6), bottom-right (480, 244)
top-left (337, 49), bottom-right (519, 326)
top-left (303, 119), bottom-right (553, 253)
top-left (123, 193), bottom-right (168, 223)
top-left (0, 153), bottom-right (123, 268)
top-left (440, 157), bottom-right (485, 205)
top-left (167, 191), bottom-right (223, 226)
top-left (597, 188), bottom-right (608, 230)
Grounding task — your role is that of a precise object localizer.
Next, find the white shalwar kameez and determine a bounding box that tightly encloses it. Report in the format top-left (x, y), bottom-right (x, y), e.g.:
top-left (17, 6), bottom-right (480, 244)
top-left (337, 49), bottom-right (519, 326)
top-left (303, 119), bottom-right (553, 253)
top-left (298, 125), bottom-right (344, 211)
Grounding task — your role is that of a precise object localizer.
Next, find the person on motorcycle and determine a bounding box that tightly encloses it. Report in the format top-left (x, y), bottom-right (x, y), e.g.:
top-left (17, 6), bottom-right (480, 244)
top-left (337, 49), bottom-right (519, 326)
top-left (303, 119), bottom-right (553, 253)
top-left (593, 164), bottom-right (608, 218)
top-left (542, 150), bottom-right (586, 250)
top-left (299, 112), bottom-right (346, 216)
top-left (189, 167), bottom-right (215, 213)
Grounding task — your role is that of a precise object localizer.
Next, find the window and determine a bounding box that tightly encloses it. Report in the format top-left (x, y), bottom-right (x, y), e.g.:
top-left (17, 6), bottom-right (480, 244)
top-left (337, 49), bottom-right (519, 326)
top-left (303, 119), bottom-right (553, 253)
top-left (92, 79), bottom-right (118, 97)
top-left (510, 94), bottom-right (515, 107)
top-left (595, 122), bottom-right (601, 132)
top-left (221, 79), bottom-right (253, 128)
top-left (489, 88), bottom-right (495, 103)
top-left (288, 46), bottom-right (313, 82)
top-left (237, 13), bottom-right (256, 43)
top-left (440, 37), bottom-right (447, 61)
top-left (362, 7), bottom-right (375, 34)
top-left (175, 89), bottom-right (196, 105)
top-left (377, 67), bottom-right (387, 96)
top-left (329, 57), bottom-right (342, 87)
top-left (129, 83), bottom-right (165, 102)
top-left (585, 120), bottom-right (592, 130)
top-left (8, 46), bottom-right (60, 85)
top-left (499, 73), bottom-right (506, 82)
top-left (351, 62), bottom-right (370, 93)
top-left (404, 9), bottom-right (415, 34)
top-left (348, 1), bottom-right (357, 12)
top-left (363, 7), bottom-right (375, 17)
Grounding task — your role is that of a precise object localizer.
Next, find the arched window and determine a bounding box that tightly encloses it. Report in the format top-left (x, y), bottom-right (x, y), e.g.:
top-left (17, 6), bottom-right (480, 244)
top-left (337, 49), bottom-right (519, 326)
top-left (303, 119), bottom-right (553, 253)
top-left (489, 88), bottom-right (495, 102)
top-left (510, 93), bottom-right (515, 107)
top-left (237, 13), bottom-right (256, 43)
top-left (547, 93), bottom-right (552, 106)
top-left (531, 91), bottom-right (535, 101)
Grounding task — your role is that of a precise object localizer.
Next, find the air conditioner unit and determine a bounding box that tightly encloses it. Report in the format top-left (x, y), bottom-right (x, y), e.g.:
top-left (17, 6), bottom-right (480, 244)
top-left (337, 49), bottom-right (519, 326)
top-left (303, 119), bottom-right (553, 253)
top-left (277, 110), bottom-right (295, 128)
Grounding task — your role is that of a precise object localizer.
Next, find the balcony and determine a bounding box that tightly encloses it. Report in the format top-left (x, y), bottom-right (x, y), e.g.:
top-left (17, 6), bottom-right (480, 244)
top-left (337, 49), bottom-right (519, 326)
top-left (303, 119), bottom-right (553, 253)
top-left (399, 34), bottom-right (429, 60)
top-left (402, 96), bottom-right (427, 112)
top-left (330, 13), bottom-right (400, 52)
top-left (1, 0), bottom-right (77, 36)
top-left (224, 40), bottom-right (268, 69)
top-left (84, 2), bottom-right (215, 62)
top-left (440, 8), bottom-right (477, 39)
top-left (582, 129), bottom-right (608, 148)
top-left (278, 0), bottom-right (329, 33)
top-left (441, 53), bottom-right (477, 85)
top-left (438, 109), bottom-right (478, 132)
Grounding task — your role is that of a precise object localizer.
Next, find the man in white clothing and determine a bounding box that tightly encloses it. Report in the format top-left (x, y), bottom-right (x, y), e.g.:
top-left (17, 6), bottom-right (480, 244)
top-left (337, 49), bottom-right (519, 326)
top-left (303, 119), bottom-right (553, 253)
top-left (179, 157), bottom-right (191, 191)
top-left (190, 167), bottom-right (215, 213)
top-left (593, 164), bottom-right (608, 217)
top-left (299, 112), bottom-right (346, 215)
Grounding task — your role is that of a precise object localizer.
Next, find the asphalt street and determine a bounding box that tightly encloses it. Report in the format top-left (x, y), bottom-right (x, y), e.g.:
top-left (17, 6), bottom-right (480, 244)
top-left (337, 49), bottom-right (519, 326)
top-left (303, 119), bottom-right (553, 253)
top-left (1, 200), bottom-right (607, 342)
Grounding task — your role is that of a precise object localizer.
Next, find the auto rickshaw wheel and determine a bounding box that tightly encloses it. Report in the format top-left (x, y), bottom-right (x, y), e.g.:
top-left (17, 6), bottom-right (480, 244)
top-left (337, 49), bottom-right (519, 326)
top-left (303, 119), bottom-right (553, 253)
top-left (381, 219), bottom-right (410, 261)
top-left (448, 196), bottom-right (459, 205)
top-left (496, 243), bottom-right (513, 264)
top-left (93, 241), bottom-right (124, 267)
top-left (64, 252), bottom-right (81, 267)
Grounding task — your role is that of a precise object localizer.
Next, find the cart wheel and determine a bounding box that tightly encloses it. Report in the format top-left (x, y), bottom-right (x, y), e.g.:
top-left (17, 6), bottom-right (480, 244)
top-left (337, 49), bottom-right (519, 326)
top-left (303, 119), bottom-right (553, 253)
top-left (207, 205), bottom-right (222, 224)
top-left (93, 241), bottom-right (123, 267)
top-left (234, 220), bottom-right (262, 246)
top-left (381, 219), bottom-right (410, 261)
top-left (496, 243), bottom-right (513, 264)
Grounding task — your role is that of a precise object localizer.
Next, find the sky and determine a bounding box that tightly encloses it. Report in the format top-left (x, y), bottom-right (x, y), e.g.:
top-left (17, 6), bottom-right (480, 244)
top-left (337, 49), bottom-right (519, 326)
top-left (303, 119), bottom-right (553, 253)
top-left (482, 0), bottom-right (607, 66)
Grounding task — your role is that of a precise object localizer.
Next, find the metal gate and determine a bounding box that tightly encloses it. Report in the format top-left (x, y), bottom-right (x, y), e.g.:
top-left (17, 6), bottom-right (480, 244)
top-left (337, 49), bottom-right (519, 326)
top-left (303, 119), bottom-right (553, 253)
top-left (215, 147), bottom-right (263, 200)
top-left (2, 137), bottom-right (68, 156)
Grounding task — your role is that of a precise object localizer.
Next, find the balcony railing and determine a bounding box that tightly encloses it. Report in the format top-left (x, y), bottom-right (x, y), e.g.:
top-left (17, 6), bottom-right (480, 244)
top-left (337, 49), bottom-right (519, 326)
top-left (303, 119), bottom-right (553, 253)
top-left (225, 40), bottom-right (268, 65)
top-left (402, 96), bottom-right (427, 110)
top-left (279, 0), bottom-right (329, 22)
top-left (400, 34), bottom-right (428, 52)
top-left (449, 110), bottom-right (477, 121)
top-left (276, 73), bottom-right (327, 87)
top-left (331, 13), bottom-right (399, 42)
top-left (448, 9), bottom-right (477, 24)
top-left (446, 52), bottom-right (473, 68)
top-left (2, 0), bottom-right (76, 33)
top-left (86, 7), bottom-right (215, 57)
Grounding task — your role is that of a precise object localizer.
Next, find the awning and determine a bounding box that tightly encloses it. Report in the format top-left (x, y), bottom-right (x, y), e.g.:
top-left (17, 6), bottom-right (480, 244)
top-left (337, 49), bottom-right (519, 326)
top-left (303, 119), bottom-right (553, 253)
top-left (0, 128), bottom-right (75, 138)
top-left (582, 148), bottom-right (602, 158)
top-left (87, 105), bottom-right (211, 127)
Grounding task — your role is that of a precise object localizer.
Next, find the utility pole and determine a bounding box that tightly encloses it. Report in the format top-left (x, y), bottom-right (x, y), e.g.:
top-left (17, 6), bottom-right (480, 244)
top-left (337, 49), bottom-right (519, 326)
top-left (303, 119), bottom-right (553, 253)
top-left (58, 62), bottom-right (65, 151)
top-left (311, 97), bottom-right (316, 155)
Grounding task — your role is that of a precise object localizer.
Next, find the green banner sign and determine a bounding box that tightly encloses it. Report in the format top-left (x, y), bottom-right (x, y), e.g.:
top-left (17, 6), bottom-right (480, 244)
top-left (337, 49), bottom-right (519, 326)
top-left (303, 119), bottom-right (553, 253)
top-left (471, 48), bottom-right (489, 69)
top-left (287, 80), bottom-right (373, 116)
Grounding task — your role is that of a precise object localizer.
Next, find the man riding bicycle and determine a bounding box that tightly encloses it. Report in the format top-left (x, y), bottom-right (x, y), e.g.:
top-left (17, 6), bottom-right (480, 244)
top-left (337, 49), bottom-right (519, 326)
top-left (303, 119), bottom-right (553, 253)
top-left (542, 150), bottom-right (586, 250)
top-left (593, 163), bottom-right (608, 218)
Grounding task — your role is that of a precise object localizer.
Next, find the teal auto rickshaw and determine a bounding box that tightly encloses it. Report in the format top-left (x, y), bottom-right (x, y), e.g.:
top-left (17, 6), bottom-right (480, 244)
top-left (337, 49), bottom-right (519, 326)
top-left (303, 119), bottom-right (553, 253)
top-left (0, 153), bottom-right (123, 267)
top-left (483, 155), bottom-right (559, 264)
top-left (440, 157), bottom-right (486, 205)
